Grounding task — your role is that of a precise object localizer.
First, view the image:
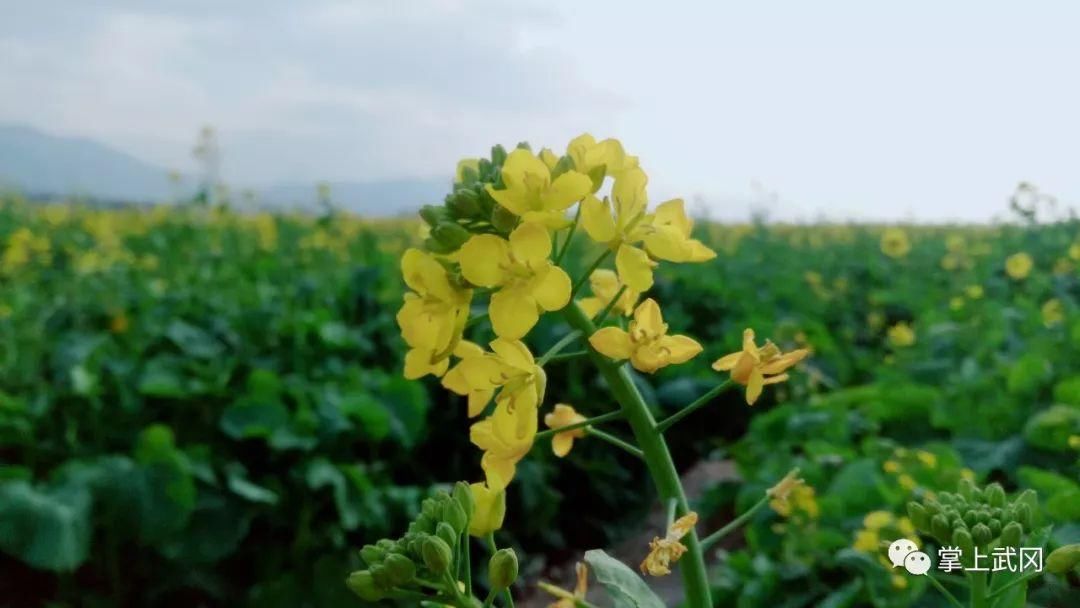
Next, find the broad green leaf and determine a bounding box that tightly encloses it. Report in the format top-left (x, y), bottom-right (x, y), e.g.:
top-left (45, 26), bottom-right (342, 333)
top-left (220, 400), bottom-right (289, 439)
top-left (583, 549), bottom-right (664, 608)
top-left (0, 480), bottom-right (91, 571)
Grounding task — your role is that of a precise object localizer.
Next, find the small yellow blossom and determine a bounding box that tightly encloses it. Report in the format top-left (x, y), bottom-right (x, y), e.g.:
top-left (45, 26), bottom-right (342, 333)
top-left (892, 574), bottom-right (908, 590)
top-left (883, 460), bottom-right (901, 474)
top-left (767, 469), bottom-right (810, 516)
top-left (640, 512), bottom-right (698, 577)
top-left (109, 312), bottom-right (130, 334)
top-left (589, 298), bottom-right (703, 373)
top-left (578, 269), bottom-right (640, 318)
top-left (964, 284), bottom-right (984, 299)
top-left (443, 339), bottom-right (546, 418)
top-left (880, 228), bottom-right (911, 258)
top-left (544, 404), bottom-right (587, 457)
top-left (1068, 435), bottom-right (1080, 450)
top-left (539, 562), bottom-right (589, 608)
top-left (458, 222), bottom-right (571, 339)
top-left (887, 322), bottom-right (916, 348)
top-left (397, 249), bottom-right (473, 379)
top-left (898, 474), bottom-right (917, 491)
top-left (915, 450), bottom-right (937, 468)
top-left (864, 511), bottom-right (894, 530)
top-left (485, 148), bottom-right (592, 228)
top-left (470, 397), bottom-right (538, 491)
top-left (1005, 252), bottom-right (1033, 280)
top-left (949, 296), bottom-right (965, 311)
top-left (567, 133), bottom-right (638, 186)
top-left (468, 482), bottom-right (506, 537)
top-left (1069, 243), bottom-right (1080, 261)
top-left (1042, 298), bottom-right (1064, 327)
top-left (712, 329), bottom-right (809, 405)
top-left (853, 529), bottom-right (879, 553)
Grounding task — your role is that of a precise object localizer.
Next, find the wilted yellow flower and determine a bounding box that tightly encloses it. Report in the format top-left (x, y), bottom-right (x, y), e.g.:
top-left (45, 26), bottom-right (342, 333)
top-left (468, 482), bottom-right (506, 537)
top-left (458, 222), bottom-right (571, 339)
top-left (1005, 252), bottom-right (1033, 280)
top-left (640, 512), bottom-right (698, 577)
top-left (539, 562), bottom-right (589, 608)
top-left (443, 339), bottom-right (546, 418)
top-left (485, 149), bottom-right (591, 228)
top-left (543, 404), bottom-right (587, 457)
top-left (880, 228), bottom-right (911, 258)
top-left (397, 249), bottom-right (473, 379)
top-left (712, 329), bottom-right (809, 405)
top-left (589, 298), bottom-right (702, 373)
top-left (580, 168), bottom-right (714, 291)
top-left (887, 322), bottom-right (916, 348)
top-left (1042, 298), bottom-right (1064, 327)
top-left (578, 269), bottom-right (640, 318)
top-left (470, 397), bottom-right (538, 491)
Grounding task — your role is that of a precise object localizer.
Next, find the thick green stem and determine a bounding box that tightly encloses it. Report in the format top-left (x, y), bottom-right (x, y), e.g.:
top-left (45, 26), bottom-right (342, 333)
top-left (926, 572), bottom-right (965, 608)
top-left (969, 570), bottom-right (988, 608)
top-left (561, 303), bottom-right (713, 608)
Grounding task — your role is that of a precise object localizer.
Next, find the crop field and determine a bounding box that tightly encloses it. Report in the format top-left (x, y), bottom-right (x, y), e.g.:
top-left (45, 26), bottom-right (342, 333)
top-left (0, 143), bottom-right (1078, 607)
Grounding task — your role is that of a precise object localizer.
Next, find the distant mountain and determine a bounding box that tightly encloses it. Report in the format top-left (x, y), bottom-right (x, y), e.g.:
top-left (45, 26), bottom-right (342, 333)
top-left (0, 124), bottom-right (448, 215)
top-left (0, 124), bottom-right (177, 202)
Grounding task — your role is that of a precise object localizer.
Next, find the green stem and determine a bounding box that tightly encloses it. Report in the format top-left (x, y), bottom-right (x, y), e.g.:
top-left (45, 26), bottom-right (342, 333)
top-left (587, 428), bottom-right (645, 459)
top-left (466, 312), bottom-right (489, 329)
top-left (482, 588), bottom-right (497, 608)
top-left (592, 284), bottom-right (629, 325)
top-left (666, 498), bottom-right (678, 528)
top-left (546, 350), bottom-right (589, 363)
top-left (484, 534), bottom-right (514, 608)
top-left (985, 570), bottom-right (1040, 600)
top-left (655, 380), bottom-right (734, 433)
top-left (700, 495), bottom-right (769, 551)
top-left (535, 410), bottom-right (624, 440)
top-left (462, 533), bottom-right (473, 597)
top-left (555, 204), bottom-right (583, 265)
top-left (570, 250), bottom-right (612, 299)
top-left (926, 572), bottom-right (965, 608)
top-left (970, 570), bottom-right (988, 608)
top-left (561, 303), bottom-right (713, 608)
top-left (536, 330), bottom-right (582, 366)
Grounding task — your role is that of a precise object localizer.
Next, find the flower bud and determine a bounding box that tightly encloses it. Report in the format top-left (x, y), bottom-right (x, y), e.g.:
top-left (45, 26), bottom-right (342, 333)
top-left (420, 205), bottom-right (448, 227)
top-left (346, 570), bottom-right (386, 601)
top-left (491, 144), bottom-right (507, 167)
top-left (999, 521), bottom-right (1023, 548)
top-left (469, 482), bottom-right (506, 538)
top-left (448, 189), bottom-right (481, 217)
top-left (907, 502), bottom-right (929, 531)
top-left (1046, 544), bottom-right (1080, 574)
top-left (931, 514), bottom-right (952, 542)
top-left (453, 481), bottom-right (476, 522)
top-left (432, 223), bottom-right (470, 250)
top-left (360, 544), bottom-right (385, 566)
top-left (369, 564), bottom-right (392, 589)
top-left (988, 518), bottom-right (1002, 538)
top-left (491, 204), bottom-right (518, 233)
top-left (924, 500), bottom-right (942, 518)
top-left (957, 478), bottom-right (976, 501)
top-left (976, 509), bottom-right (989, 524)
top-left (383, 553), bottom-right (417, 586)
top-left (985, 483), bottom-right (1006, 508)
top-left (963, 510), bottom-right (978, 527)
top-left (442, 499), bottom-right (469, 535)
top-left (1014, 503), bottom-right (1032, 529)
top-left (488, 548), bottom-right (519, 591)
top-left (422, 536), bottom-right (453, 574)
top-left (436, 521), bottom-right (458, 549)
top-left (972, 523), bottom-right (992, 546)
top-left (953, 528), bottom-right (974, 568)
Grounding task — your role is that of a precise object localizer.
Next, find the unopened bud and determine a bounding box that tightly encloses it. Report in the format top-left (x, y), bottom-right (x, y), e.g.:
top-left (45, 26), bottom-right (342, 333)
top-left (907, 502), bottom-right (929, 531)
top-left (984, 483), bottom-right (1006, 508)
top-left (432, 223), bottom-right (470, 250)
top-left (422, 536), bottom-right (453, 574)
top-left (442, 499), bottom-right (469, 535)
top-left (957, 478), bottom-right (976, 501)
top-left (420, 205), bottom-right (448, 227)
top-left (999, 522), bottom-right (1023, 548)
top-left (1046, 544), bottom-right (1080, 574)
top-left (988, 518), bottom-right (1002, 538)
top-left (360, 544), bottom-right (385, 566)
top-left (383, 553), bottom-right (416, 586)
top-left (491, 204), bottom-right (518, 233)
top-left (488, 548), bottom-right (519, 591)
top-left (346, 570), bottom-right (386, 601)
top-left (453, 481), bottom-right (475, 523)
top-left (931, 514), bottom-right (951, 542)
top-left (972, 523), bottom-right (992, 546)
top-left (953, 528), bottom-right (974, 568)
top-left (436, 522), bottom-right (458, 549)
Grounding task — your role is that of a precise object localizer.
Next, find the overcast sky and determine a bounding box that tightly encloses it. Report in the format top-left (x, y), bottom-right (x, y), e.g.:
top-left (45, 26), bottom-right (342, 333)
top-left (2, 0), bottom-right (1077, 221)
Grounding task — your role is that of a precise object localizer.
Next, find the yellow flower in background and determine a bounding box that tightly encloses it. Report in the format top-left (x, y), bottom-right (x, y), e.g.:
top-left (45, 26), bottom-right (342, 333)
top-left (767, 469), bottom-right (805, 513)
top-left (949, 296), bottom-right (965, 311)
top-left (712, 328), bottom-right (810, 405)
top-left (1042, 298), bottom-right (1064, 327)
top-left (443, 338), bottom-right (546, 418)
top-left (887, 322), bottom-right (916, 348)
top-left (883, 460), bottom-right (901, 474)
top-left (1005, 252), bottom-right (1033, 280)
top-left (589, 298), bottom-right (703, 373)
top-left (470, 396), bottom-right (538, 491)
top-left (898, 474), bottom-right (917, 491)
top-left (540, 562), bottom-right (589, 608)
top-left (880, 228), bottom-right (911, 258)
top-left (853, 529), bottom-right (879, 553)
top-left (109, 312), bottom-right (130, 334)
top-left (1069, 243), bottom-right (1080, 261)
top-left (484, 148), bottom-right (592, 228)
top-left (397, 249), bottom-right (473, 379)
top-left (915, 450), bottom-right (937, 468)
top-left (1068, 435), bottom-right (1080, 450)
top-left (458, 223), bottom-right (571, 339)
top-left (640, 512), bottom-right (698, 577)
top-left (964, 284), bottom-right (984, 299)
top-left (544, 404), bottom-right (588, 457)
top-left (580, 168), bottom-right (714, 291)
top-left (468, 482), bottom-right (506, 537)
top-left (578, 269), bottom-right (640, 318)
top-left (892, 574), bottom-right (908, 590)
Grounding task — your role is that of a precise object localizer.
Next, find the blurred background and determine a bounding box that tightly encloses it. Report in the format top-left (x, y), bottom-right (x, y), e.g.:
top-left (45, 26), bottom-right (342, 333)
top-left (0, 1), bottom-right (1078, 607)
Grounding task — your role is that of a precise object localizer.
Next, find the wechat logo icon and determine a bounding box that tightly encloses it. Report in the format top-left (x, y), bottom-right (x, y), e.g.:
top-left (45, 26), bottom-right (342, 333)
top-left (888, 539), bottom-right (932, 575)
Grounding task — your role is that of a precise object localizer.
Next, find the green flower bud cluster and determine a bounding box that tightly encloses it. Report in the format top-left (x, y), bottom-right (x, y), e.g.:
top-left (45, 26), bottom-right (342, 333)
top-left (420, 144), bottom-right (512, 253)
top-left (907, 479), bottom-right (1038, 567)
top-left (347, 482), bottom-right (477, 602)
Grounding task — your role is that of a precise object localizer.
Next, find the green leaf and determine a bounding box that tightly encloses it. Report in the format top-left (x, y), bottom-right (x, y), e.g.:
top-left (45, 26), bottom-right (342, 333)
top-left (137, 356), bottom-right (188, 398)
top-left (220, 400), bottom-right (289, 440)
top-left (224, 463), bottom-right (278, 505)
top-left (339, 391), bottom-right (390, 441)
top-left (583, 549), bottom-right (665, 608)
top-left (0, 480), bottom-right (91, 571)
top-left (165, 319), bottom-right (224, 359)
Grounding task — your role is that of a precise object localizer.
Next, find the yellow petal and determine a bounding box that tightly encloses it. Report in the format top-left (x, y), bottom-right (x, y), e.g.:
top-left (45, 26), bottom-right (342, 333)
top-left (551, 433), bottom-right (574, 457)
top-left (760, 349), bottom-right (809, 375)
top-left (509, 222), bottom-right (551, 264)
top-left (539, 148), bottom-right (559, 171)
top-left (501, 148), bottom-right (549, 191)
top-left (580, 194), bottom-right (617, 243)
top-left (653, 199), bottom-right (692, 237)
top-left (643, 225), bottom-right (692, 262)
top-left (746, 369), bottom-right (765, 405)
top-left (612, 168), bottom-right (648, 223)
top-left (589, 326), bottom-right (633, 360)
top-left (459, 235), bottom-right (509, 287)
top-left (469, 482), bottom-right (506, 537)
top-left (485, 183), bottom-right (530, 217)
top-left (711, 352), bottom-right (741, 371)
top-left (490, 338), bottom-right (535, 371)
top-left (404, 348), bottom-right (448, 379)
top-left (542, 171), bottom-right (592, 211)
top-left (661, 334), bottom-right (703, 364)
top-left (490, 288), bottom-right (539, 339)
top-left (633, 298), bottom-right (665, 336)
top-left (467, 389), bottom-right (495, 417)
top-left (630, 345), bottom-right (664, 373)
top-left (686, 239), bottom-right (717, 262)
top-left (454, 340), bottom-right (485, 359)
top-left (481, 452), bottom-right (517, 492)
top-left (578, 297), bottom-right (603, 318)
top-left (616, 244), bottom-right (655, 292)
top-left (531, 265), bottom-right (571, 311)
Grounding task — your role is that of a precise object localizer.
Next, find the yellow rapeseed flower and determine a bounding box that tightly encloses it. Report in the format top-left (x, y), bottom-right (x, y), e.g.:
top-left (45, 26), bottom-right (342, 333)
top-left (880, 228), bottom-right (911, 258)
top-left (578, 269), bottom-right (640, 318)
top-left (442, 339), bottom-right (546, 418)
top-left (468, 482), bottom-right (506, 537)
top-left (458, 222), bottom-right (571, 339)
top-left (109, 312), bottom-right (130, 334)
top-left (589, 298), bottom-right (703, 373)
top-left (887, 322), bottom-right (916, 348)
top-left (470, 397), bottom-right (538, 491)
top-left (397, 249), bottom-right (473, 379)
top-left (1005, 252), bottom-right (1033, 280)
top-left (543, 404), bottom-right (587, 457)
top-left (485, 149), bottom-right (592, 228)
top-left (539, 562), bottom-right (589, 608)
top-left (640, 512), bottom-right (698, 577)
top-left (767, 469), bottom-right (805, 513)
top-left (567, 133), bottom-right (638, 186)
top-left (712, 329), bottom-right (809, 405)
top-left (1069, 243), bottom-right (1080, 261)
top-left (965, 284), bottom-right (984, 299)
top-left (1042, 298), bottom-right (1064, 327)
top-left (915, 450), bottom-right (937, 468)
